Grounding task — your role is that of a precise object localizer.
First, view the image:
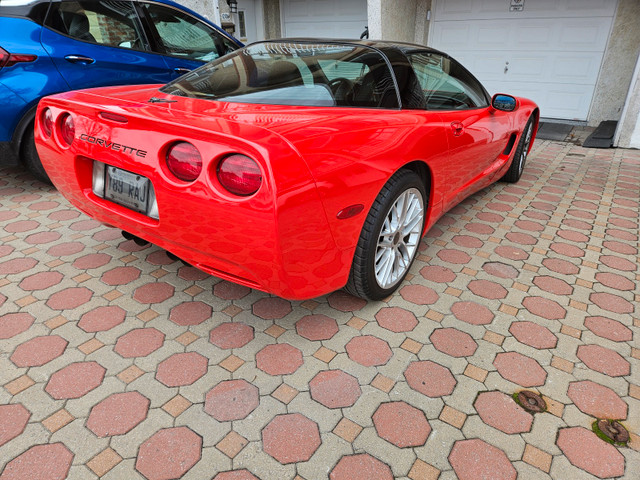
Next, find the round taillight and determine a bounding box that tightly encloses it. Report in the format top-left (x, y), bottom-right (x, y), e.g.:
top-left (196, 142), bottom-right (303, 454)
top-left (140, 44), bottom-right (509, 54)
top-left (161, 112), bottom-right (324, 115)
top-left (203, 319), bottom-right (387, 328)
top-left (59, 113), bottom-right (75, 146)
top-left (41, 108), bottom-right (53, 138)
top-left (166, 142), bottom-right (202, 182)
top-left (217, 154), bottom-right (262, 196)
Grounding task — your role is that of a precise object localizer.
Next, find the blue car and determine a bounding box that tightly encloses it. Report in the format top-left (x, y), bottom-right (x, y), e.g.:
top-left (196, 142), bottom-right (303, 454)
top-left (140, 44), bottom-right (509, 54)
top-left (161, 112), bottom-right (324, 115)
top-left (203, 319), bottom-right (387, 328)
top-left (1, 0), bottom-right (242, 182)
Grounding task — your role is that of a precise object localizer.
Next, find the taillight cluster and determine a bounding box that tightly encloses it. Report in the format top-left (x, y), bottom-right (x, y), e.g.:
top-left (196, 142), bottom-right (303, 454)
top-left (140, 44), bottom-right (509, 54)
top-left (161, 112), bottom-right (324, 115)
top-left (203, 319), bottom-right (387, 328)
top-left (165, 142), bottom-right (262, 197)
top-left (0, 46), bottom-right (37, 70)
top-left (40, 108), bottom-right (75, 147)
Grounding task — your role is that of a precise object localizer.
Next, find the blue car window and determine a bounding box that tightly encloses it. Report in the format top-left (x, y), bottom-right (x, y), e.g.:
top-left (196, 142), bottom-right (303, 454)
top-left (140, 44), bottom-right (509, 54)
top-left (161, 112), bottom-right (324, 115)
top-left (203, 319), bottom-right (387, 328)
top-left (45, 0), bottom-right (149, 51)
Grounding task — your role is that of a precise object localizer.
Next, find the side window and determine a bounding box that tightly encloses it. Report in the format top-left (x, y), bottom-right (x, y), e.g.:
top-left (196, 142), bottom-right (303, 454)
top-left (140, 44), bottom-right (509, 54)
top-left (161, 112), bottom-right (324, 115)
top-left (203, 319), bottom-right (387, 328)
top-left (408, 52), bottom-right (488, 110)
top-left (318, 59), bottom-right (370, 83)
top-left (140, 3), bottom-right (237, 62)
top-left (45, 0), bottom-right (148, 51)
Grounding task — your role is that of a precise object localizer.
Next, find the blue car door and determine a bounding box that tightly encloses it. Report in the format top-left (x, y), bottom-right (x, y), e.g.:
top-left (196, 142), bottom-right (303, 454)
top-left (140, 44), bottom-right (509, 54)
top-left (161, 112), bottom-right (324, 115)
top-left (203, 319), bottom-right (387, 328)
top-left (40, 0), bottom-right (174, 90)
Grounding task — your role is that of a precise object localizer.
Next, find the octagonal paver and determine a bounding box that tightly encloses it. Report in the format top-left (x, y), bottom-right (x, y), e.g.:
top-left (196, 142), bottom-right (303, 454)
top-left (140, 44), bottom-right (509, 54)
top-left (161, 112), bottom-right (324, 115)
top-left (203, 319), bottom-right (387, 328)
top-left (209, 322), bottom-right (254, 349)
top-left (204, 379), bottom-right (259, 421)
top-left (584, 316), bottom-right (632, 342)
top-left (262, 413), bottom-right (320, 464)
top-left (399, 284), bottom-right (439, 305)
top-left (451, 301), bottom-right (494, 325)
top-left (494, 352), bottom-right (547, 387)
top-left (509, 321), bottom-right (557, 349)
top-left (590, 292), bottom-right (634, 314)
top-left (10, 335), bottom-right (67, 367)
top-left (213, 471), bottom-right (259, 480)
top-left (256, 344), bottom-right (303, 375)
top-left (45, 361), bottom-right (106, 399)
top-left (78, 306), bottom-right (126, 332)
top-left (449, 439), bottom-right (516, 480)
top-left (468, 279), bottom-right (508, 299)
top-left (567, 380), bottom-right (628, 420)
top-left (114, 328), bottom-right (165, 358)
top-left (327, 291), bottom-right (366, 312)
top-left (0, 313), bottom-right (34, 339)
top-left (136, 427), bottom-right (202, 480)
top-left (0, 443), bottom-right (73, 480)
top-left (330, 454), bottom-right (393, 480)
top-left (404, 360), bottom-right (456, 397)
top-left (46, 287), bottom-right (93, 310)
top-left (345, 335), bottom-right (393, 366)
top-left (474, 391), bottom-right (533, 434)
top-left (430, 328), bottom-right (478, 357)
top-left (373, 401), bottom-right (431, 447)
top-left (557, 427), bottom-right (624, 478)
top-left (533, 275), bottom-right (573, 295)
top-left (156, 352), bottom-right (208, 387)
top-left (213, 280), bottom-right (251, 300)
top-left (309, 370), bottom-right (361, 408)
top-left (577, 344), bottom-right (630, 377)
top-left (482, 261), bottom-right (519, 278)
top-left (134, 282), bottom-right (175, 304)
top-left (522, 296), bottom-right (566, 320)
top-left (375, 307), bottom-right (418, 332)
top-left (169, 301), bottom-right (212, 326)
top-left (252, 297), bottom-right (292, 319)
top-left (101, 266), bottom-right (141, 286)
top-left (295, 314), bottom-right (339, 341)
top-left (87, 392), bottom-right (150, 437)
top-left (18, 271), bottom-right (63, 291)
top-left (0, 404), bottom-right (30, 446)
top-left (420, 265), bottom-right (456, 283)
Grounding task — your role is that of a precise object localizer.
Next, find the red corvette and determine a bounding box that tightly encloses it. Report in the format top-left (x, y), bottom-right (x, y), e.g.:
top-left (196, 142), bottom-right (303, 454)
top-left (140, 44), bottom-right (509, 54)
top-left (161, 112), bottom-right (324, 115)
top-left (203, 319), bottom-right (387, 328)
top-left (35, 40), bottom-right (538, 300)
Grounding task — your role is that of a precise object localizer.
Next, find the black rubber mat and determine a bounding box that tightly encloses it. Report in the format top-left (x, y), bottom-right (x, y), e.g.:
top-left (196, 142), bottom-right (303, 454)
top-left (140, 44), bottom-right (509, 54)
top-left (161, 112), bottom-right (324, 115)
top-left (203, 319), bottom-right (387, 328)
top-left (583, 120), bottom-right (617, 148)
top-left (536, 122), bottom-right (573, 141)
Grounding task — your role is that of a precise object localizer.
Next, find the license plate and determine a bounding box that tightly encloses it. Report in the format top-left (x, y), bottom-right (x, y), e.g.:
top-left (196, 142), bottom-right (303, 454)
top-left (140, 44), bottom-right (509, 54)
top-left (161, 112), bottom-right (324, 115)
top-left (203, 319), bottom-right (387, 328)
top-left (105, 166), bottom-right (150, 214)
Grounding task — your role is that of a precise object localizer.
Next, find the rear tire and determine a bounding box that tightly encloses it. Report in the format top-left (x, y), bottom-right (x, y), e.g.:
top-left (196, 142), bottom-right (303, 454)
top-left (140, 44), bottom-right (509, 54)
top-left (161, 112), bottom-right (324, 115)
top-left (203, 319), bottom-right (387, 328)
top-left (502, 115), bottom-right (534, 183)
top-left (345, 169), bottom-right (426, 300)
top-left (22, 125), bottom-right (52, 184)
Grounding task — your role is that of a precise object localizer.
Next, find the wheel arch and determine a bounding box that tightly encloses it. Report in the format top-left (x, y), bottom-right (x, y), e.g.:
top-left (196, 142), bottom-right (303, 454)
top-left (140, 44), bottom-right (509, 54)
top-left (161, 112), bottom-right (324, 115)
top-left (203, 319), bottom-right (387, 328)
top-left (11, 103), bottom-right (39, 159)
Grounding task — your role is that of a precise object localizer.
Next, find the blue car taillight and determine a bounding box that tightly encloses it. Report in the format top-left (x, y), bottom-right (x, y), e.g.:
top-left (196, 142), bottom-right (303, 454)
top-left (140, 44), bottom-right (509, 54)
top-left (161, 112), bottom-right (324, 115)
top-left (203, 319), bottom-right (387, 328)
top-left (0, 46), bottom-right (37, 70)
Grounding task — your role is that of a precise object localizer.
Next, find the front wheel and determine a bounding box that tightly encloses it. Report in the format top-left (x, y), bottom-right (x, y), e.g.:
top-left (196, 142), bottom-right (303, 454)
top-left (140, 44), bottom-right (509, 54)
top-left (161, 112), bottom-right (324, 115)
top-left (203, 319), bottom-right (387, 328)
top-left (22, 125), bottom-right (52, 184)
top-left (345, 169), bottom-right (427, 300)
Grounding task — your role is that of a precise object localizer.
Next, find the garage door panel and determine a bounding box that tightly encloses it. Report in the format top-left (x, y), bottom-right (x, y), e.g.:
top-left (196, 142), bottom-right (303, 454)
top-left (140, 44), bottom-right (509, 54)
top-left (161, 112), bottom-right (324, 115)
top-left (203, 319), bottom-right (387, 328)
top-left (435, 0), bottom-right (616, 20)
top-left (282, 0), bottom-right (367, 38)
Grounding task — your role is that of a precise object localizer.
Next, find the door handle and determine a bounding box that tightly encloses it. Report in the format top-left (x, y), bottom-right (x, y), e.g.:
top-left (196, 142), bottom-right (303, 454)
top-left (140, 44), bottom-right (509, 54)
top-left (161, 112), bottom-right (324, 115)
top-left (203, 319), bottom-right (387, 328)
top-left (64, 54), bottom-right (95, 65)
top-left (173, 67), bottom-right (191, 75)
top-left (451, 121), bottom-right (464, 137)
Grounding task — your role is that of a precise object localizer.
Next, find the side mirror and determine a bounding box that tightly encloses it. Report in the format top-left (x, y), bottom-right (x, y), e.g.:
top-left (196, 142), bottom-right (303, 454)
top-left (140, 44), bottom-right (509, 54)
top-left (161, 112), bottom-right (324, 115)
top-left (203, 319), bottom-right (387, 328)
top-left (491, 94), bottom-right (517, 112)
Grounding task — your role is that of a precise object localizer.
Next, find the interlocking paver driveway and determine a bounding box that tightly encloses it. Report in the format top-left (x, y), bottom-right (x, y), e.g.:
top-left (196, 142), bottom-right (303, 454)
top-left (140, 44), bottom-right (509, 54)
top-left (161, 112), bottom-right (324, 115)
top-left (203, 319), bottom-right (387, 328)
top-left (0, 139), bottom-right (638, 480)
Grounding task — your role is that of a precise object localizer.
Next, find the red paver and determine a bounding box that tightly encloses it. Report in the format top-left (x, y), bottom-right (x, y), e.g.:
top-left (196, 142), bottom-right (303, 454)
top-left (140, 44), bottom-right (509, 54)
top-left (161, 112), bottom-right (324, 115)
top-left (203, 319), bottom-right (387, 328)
top-left (603, 240), bottom-right (637, 255)
top-left (330, 454), bottom-right (393, 480)
top-left (48, 209), bottom-right (80, 221)
top-left (296, 314), bottom-right (339, 341)
top-left (567, 380), bottom-right (628, 420)
top-left (0, 404), bottom-right (30, 446)
top-left (600, 255), bottom-right (636, 272)
top-left (262, 413), bottom-right (320, 464)
top-left (0, 258), bottom-right (37, 275)
top-left (18, 271), bottom-right (62, 291)
top-left (373, 401), bottom-right (431, 447)
top-left (430, 328), bottom-right (477, 357)
top-left (146, 250), bottom-right (174, 265)
top-left (45, 361), bottom-right (106, 399)
top-left (213, 471), bottom-right (259, 480)
top-left (78, 306), bottom-right (126, 332)
top-left (209, 322), bottom-right (254, 349)
top-left (170, 301), bottom-right (212, 326)
top-left (156, 352), bottom-right (208, 387)
top-left (204, 379), bottom-right (259, 421)
top-left (474, 391), bottom-right (533, 434)
top-left (178, 265), bottom-right (209, 281)
top-left (522, 296), bottom-right (566, 320)
top-left (0, 313), bottom-right (34, 339)
top-left (495, 245), bottom-right (529, 261)
top-left (87, 392), bottom-right (150, 437)
top-left (549, 242), bottom-right (585, 258)
top-left (114, 328), bottom-right (165, 358)
top-left (494, 352), bottom-right (547, 387)
top-left (252, 297), bottom-right (292, 319)
top-left (557, 229), bottom-right (589, 242)
top-left (405, 360), bottom-right (456, 397)
top-left (70, 219), bottom-right (101, 231)
top-left (101, 266), bottom-right (141, 286)
top-left (346, 335), bottom-right (393, 366)
top-left (451, 301), bottom-right (494, 325)
top-left (449, 439), bottom-right (516, 480)
top-left (476, 212), bottom-right (505, 222)
top-left (10, 335), bottom-right (68, 367)
top-left (509, 321), bottom-right (557, 349)
top-left (25, 231), bottom-right (61, 245)
top-left (420, 265), bottom-right (456, 283)
top-left (134, 282), bottom-right (175, 304)
top-left (482, 262), bottom-right (519, 278)
top-left (595, 272), bottom-right (635, 291)
top-left (0, 443), bottom-right (73, 480)
top-left (136, 427), bottom-right (202, 480)
top-left (533, 275), bottom-right (573, 295)
top-left (399, 284), bottom-right (439, 305)
top-left (584, 316), bottom-right (632, 342)
top-left (452, 234), bottom-right (483, 248)
top-left (437, 248), bottom-right (471, 264)
top-left (45, 287), bottom-right (93, 310)
top-left (505, 232), bottom-right (537, 246)
top-left (557, 427), bottom-right (624, 478)
top-left (542, 258), bottom-right (579, 275)
top-left (5, 220), bottom-right (38, 233)
top-left (327, 291), bottom-right (367, 311)
top-left (589, 292), bottom-right (634, 314)
top-left (376, 307), bottom-right (418, 332)
top-left (465, 222), bottom-right (494, 234)
top-left (577, 345), bottom-right (630, 377)
top-left (468, 279), bottom-right (508, 299)
top-left (256, 344), bottom-right (303, 375)
top-left (309, 370), bottom-right (361, 408)
top-left (213, 280), bottom-right (251, 300)
top-left (72, 253), bottom-right (111, 269)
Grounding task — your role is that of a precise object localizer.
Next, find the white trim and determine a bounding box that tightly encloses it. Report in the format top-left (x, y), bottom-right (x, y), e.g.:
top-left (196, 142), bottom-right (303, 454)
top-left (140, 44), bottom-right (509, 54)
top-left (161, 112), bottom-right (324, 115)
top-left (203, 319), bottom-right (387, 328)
top-left (614, 52), bottom-right (640, 146)
top-left (278, 0), bottom-right (285, 37)
top-left (426, 0), bottom-right (436, 46)
top-left (255, 0), bottom-right (264, 41)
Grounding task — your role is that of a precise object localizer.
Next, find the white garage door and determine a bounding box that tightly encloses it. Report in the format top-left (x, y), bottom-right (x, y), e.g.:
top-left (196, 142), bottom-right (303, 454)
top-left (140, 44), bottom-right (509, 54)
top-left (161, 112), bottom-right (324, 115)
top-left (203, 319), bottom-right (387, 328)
top-left (282, 0), bottom-right (367, 39)
top-left (430, 0), bottom-right (617, 121)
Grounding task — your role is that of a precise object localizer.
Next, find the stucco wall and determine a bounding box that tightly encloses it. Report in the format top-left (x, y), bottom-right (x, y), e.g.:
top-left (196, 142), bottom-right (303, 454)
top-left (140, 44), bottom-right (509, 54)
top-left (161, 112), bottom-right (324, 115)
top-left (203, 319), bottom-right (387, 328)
top-left (179, 0), bottom-right (218, 20)
top-left (615, 53), bottom-right (640, 149)
top-left (263, 0), bottom-right (281, 38)
top-left (589, 0), bottom-right (640, 126)
top-left (368, 0), bottom-right (430, 45)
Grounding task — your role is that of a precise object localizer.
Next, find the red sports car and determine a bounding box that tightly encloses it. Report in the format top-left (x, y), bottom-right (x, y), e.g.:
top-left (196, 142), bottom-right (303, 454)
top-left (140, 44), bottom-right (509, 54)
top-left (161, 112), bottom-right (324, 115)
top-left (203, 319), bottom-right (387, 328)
top-left (35, 40), bottom-right (538, 300)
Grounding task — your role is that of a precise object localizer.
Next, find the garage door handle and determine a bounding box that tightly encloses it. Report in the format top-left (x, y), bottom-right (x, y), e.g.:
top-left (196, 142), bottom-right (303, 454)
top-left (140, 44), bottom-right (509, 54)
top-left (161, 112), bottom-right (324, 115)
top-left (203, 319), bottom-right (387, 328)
top-left (451, 121), bottom-right (464, 136)
top-left (64, 55), bottom-right (95, 65)
top-left (173, 67), bottom-right (191, 75)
